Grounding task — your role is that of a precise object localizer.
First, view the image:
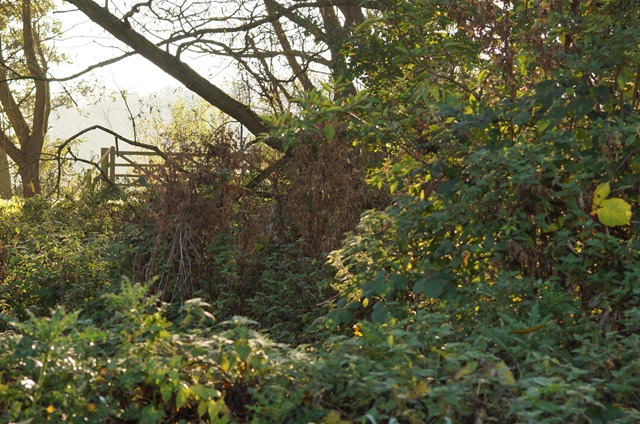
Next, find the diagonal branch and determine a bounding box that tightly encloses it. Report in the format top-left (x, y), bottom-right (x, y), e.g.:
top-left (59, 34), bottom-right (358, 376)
top-left (0, 65), bottom-right (30, 143)
top-left (0, 130), bottom-right (21, 162)
top-left (63, 0), bottom-right (282, 151)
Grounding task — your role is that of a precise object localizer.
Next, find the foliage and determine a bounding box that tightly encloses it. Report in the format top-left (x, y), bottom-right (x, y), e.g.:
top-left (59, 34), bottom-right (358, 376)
top-left (314, 0), bottom-right (640, 419)
top-left (2, 0), bottom-right (640, 422)
top-left (241, 241), bottom-right (333, 344)
top-left (0, 282), bottom-right (292, 423)
top-left (591, 182), bottom-right (632, 227)
top-left (0, 193), bottom-right (130, 322)
top-left (326, 0), bottom-right (640, 324)
top-left (1, 285), bottom-right (639, 423)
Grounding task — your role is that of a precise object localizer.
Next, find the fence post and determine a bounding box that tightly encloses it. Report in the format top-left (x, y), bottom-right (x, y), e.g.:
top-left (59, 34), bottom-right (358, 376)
top-left (100, 147), bottom-right (109, 182)
top-left (109, 146), bottom-right (116, 183)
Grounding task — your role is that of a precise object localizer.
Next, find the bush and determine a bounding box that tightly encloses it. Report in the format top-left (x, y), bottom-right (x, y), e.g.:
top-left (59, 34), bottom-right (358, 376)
top-left (0, 282), bottom-right (294, 423)
top-left (0, 194), bottom-right (130, 322)
top-left (2, 287), bottom-right (638, 423)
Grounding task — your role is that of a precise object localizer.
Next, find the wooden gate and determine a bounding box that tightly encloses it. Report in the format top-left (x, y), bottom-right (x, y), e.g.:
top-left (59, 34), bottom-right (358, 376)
top-left (98, 146), bottom-right (164, 186)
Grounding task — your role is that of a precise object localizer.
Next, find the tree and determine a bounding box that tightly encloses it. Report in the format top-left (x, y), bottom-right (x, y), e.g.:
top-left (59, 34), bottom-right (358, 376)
top-left (324, 0), bottom-right (640, 328)
top-left (60, 0), bottom-right (388, 151)
top-left (60, 0), bottom-right (390, 254)
top-left (0, 147), bottom-right (10, 198)
top-left (0, 0), bottom-right (55, 197)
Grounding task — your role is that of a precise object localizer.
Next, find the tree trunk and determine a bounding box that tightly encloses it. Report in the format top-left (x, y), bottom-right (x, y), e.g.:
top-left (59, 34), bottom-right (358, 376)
top-left (18, 149), bottom-right (41, 197)
top-left (0, 147), bottom-right (11, 199)
top-left (0, 0), bottom-right (50, 198)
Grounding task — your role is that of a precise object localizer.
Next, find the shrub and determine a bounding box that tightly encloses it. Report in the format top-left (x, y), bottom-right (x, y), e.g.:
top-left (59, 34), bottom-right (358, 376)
top-left (0, 195), bottom-right (130, 322)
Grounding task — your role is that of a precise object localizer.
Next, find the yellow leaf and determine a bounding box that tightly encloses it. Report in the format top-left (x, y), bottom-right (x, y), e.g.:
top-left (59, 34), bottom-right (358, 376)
top-left (220, 355), bottom-right (230, 373)
top-left (410, 380), bottom-right (431, 399)
top-left (454, 360), bottom-right (478, 380)
top-left (592, 182), bottom-right (611, 211)
top-left (461, 250), bottom-right (471, 268)
top-left (352, 324), bottom-right (363, 337)
top-left (323, 410), bottom-right (343, 424)
top-left (86, 402), bottom-right (97, 413)
top-left (176, 383), bottom-right (190, 409)
top-left (495, 360), bottom-right (516, 385)
top-left (597, 198), bottom-right (632, 227)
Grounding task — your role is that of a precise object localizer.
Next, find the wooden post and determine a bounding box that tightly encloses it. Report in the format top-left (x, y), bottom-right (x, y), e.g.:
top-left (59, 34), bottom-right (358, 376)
top-left (109, 146), bottom-right (116, 183)
top-left (100, 147), bottom-right (109, 181)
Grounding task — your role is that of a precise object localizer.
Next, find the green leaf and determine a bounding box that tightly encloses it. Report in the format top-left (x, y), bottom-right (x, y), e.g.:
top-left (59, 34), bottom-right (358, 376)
top-left (389, 273), bottom-right (409, 290)
top-left (161, 383), bottom-right (173, 403)
top-left (597, 198), bottom-right (632, 227)
top-left (235, 343), bottom-right (251, 362)
top-left (176, 383), bottom-right (190, 409)
top-left (425, 279), bottom-right (444, 298)
top-left (338, 309), bottom-right (354, 323)
top-left (191, 384), bottom-right (221, 400)
top-left (436, 179), bottom-right (458, 198)
top-left (324, 124), bottom-right (335, 142)
top-left (208, 399), bottom-right (228, 422)
top-left (454, 360), bottom-right (478, 379)
top-left (371, 302), bottom-right (389, 323)
top-left (413, 273), bottom-right (446, 298)
top-left (198, 400), bottom-right (207, 417)
top-left (354, 17), bottom-right (385, 32)
top-left (140, 405), bottom-right (164, 424)
top-left (512, 110), bottom-right (530, 126)
top-left (592, 182), bottom-right (611, 210)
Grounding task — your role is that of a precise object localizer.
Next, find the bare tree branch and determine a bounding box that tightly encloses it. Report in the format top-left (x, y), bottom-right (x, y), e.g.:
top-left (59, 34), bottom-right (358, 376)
top-left (63, 0), bottom-right (281, 149)
top-left (55, 124), bottom-right (167, 159)
top-left (56, 146), bottom-right (115, 194)
top-left (265, 0), bottom-right (315, 93)
top-left (54, 124), bottom-right (163, 193)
